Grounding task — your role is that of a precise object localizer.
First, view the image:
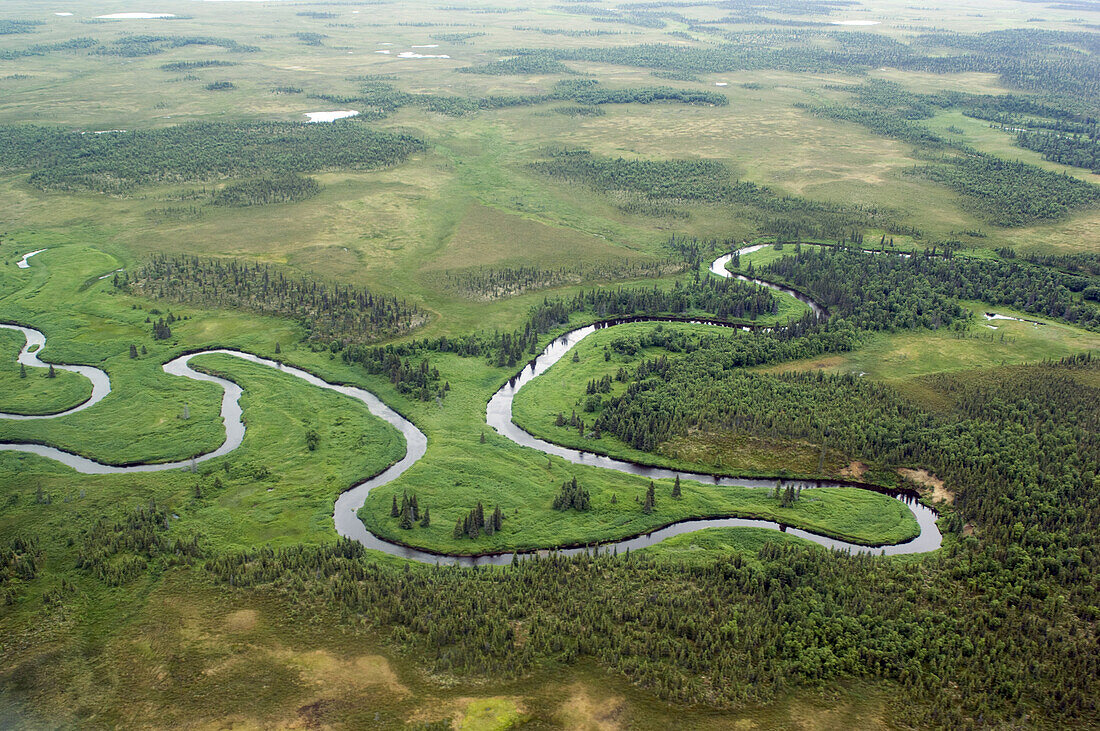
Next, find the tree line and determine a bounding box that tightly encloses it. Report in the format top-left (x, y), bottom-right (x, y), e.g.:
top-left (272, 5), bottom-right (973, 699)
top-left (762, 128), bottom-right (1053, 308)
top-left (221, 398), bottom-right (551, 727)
top-left (760, 247), bottom-right (1100, 330)
top-left (124, 254), bottom-right (427, 346)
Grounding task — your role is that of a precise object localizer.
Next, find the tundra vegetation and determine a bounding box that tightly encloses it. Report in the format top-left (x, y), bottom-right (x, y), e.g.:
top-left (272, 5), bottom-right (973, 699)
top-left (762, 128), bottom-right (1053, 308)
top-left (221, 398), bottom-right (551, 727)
top-left (0, 0), bottom-right (1099, 728)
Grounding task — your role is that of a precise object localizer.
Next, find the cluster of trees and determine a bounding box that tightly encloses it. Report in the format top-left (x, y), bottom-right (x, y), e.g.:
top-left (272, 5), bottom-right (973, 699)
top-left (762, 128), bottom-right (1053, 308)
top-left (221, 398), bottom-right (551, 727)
top-left (553, 477), bottom-right (590, 511)
top-left (76, 504), bottom-right (202, 587)
top-left (0, 536), bottom-right (41, 606)
top-left (0, 36), bottom-right (97, 61)
top-left (762, 248), bottom-right (1100, 330)
top-left (312, 79), bottom-right (726, 120)
top-left (0, 20), bottom-right (40, 35)
top-left (441, 258), bottom-right (684, 301)
top-left (93, 35), bottom-right (259, 58)
top-left (458, 56), bottom-right (574, 75)
top-left (452, 503), bottom-right (504, 539)
top-left (209, 174), bottom-right (321, 207)
top-left (512, 25), bottom-right (624, 37)
top-left (151, 316), bottom-right (173, 341)
top-left (160, 59), bottom-right (238, 72)
top-left (391, 492), bottom-right (429, 530)
top-left (430, 32), bottom-right (486, 42)
top-left (341, 345), bottom-right (447, 401)
top-left (550, 104), bottom-right (606, 118)
top-left (1016, 131), bottom-right (1100, 173)
top-left (126, 254), bottom-right (426, 345)
top-left (0, 122), bottom-right (426, 195)
top-left (910, 153), bottom-right (1100, 226)
top-left (292, 32), bottom-right (326, 46)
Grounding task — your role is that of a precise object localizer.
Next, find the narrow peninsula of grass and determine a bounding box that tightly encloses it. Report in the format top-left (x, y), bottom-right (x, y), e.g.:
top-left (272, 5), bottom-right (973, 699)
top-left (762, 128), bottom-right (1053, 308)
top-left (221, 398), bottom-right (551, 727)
top-left (0, 328), bottom-right (93, 416)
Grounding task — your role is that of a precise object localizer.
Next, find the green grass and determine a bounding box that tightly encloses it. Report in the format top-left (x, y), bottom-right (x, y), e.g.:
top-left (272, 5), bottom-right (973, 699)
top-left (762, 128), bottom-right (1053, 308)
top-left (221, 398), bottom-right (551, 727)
top-left (0, 327), bottom-right (92, 415)
top-left (764, 302), bottom-right (1100, 386)
top-left (641, 526), bottom-right (816, 563)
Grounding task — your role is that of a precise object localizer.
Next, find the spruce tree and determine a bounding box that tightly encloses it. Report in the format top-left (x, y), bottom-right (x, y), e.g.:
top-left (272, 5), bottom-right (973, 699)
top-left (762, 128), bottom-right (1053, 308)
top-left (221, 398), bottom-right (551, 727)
top-left (399, 503), bottom-right (413, 530)
top-left (672, 475), bottom-right (682, 499)
top-left (19, 363), bottom-right (26, 378)
top-left (129, 344), bottom-right (138, 359)
top-left (453, 518), bottom-right (463, 539)
top-left (643, 481), bottom-right (655, 514)
top-left (391, 495), bottom-right (400, 518)
top-left (420, 507), bottom-right (430, 528)
top-left (47, 365), bottom-right (56, 378)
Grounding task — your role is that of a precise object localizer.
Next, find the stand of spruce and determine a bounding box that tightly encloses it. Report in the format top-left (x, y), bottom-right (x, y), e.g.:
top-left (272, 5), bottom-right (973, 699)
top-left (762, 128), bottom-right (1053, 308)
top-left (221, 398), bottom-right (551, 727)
top-left (391, 492), bottom-right (430, 530)
top-left (553, 476), bottom-right (589, 511)
top-left (453, 502), bottom-right (504, 539)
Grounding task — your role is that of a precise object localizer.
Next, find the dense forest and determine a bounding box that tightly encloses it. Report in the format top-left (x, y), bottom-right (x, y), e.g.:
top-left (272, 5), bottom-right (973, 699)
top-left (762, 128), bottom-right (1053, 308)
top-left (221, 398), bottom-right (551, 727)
top-left (125, 255), bottom-right (427, 345)
top-left (908, 154), bottom-right (1100, 225)
top-left (759, 248), bottom-right (1100, 330)
top-left (1015, 130), bottom-right (1100, 173)
top-left (0, 122), bottom-right (425, 195)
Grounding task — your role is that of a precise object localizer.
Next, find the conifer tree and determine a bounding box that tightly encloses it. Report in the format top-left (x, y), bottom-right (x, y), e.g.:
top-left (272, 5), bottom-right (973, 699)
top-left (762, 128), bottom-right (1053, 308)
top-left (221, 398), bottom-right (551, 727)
top-left (391, 495), bottom-right (400, 518)
top-left (643, 481), bottom-right (655, 514)
top-left (420, 507), bottom-right (430, 528)
top-left (672, 475), bottom-right (682, 499)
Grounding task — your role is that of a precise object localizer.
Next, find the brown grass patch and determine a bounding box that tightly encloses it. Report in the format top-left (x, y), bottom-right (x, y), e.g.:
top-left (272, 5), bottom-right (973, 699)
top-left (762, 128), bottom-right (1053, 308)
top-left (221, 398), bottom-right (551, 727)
top-left (898, 468), bottom-right (952, 504)
top-left (224, 609), bottom-right (259, 633)
top-left (840, 461), bottom-right (869, 479)
top-left (555, 684), bottom-right (627, 730)
top-left (428, 204), bottom-right (644, 271)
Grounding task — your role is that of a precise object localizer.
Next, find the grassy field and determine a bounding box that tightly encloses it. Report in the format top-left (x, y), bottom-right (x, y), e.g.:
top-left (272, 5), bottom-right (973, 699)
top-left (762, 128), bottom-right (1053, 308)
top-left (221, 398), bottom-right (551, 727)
top-left (764, 303), bottom-right (1100, 383)
top-left (641, 526), bottom-right (816, 564)
top-left (0, 327), bottom-right (92, 415)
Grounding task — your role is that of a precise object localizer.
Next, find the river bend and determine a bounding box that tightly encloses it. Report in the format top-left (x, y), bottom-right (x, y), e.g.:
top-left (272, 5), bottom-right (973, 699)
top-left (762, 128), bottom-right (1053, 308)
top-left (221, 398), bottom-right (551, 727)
top-left (0, 247), bottom-right (941, 564)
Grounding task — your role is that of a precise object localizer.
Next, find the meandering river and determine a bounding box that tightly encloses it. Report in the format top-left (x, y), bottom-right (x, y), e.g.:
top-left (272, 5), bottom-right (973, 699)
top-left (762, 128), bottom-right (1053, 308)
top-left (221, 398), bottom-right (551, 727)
top-left (0, 248), bottom-right (942, 564)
